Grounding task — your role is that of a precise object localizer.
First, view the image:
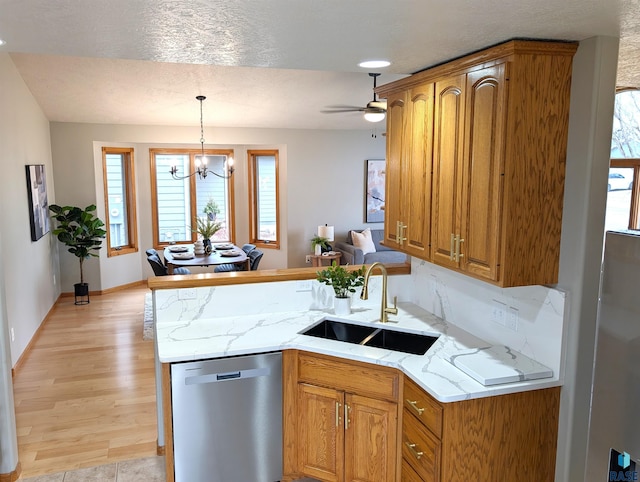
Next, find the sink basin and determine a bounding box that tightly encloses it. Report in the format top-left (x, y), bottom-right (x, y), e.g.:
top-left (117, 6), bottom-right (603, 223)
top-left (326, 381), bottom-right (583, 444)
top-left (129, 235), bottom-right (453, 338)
top-left (300, 318), bottom-right (439, 356)
top-left (364, 329), bottom-right (438, 355)
top-left (302, 318), bottom-right (376, 343)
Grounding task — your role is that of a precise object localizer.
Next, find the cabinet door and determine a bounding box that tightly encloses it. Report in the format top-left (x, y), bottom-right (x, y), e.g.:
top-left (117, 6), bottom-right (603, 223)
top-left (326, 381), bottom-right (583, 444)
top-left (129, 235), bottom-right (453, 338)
top-left (459, 64), bottom-right (506, 281)
top-left (384, 91), bottom-right (408, 250)
top-left (430, 74), bottom-right (466, 268)
top-left (403, 83), bottom-right (434, 259)
top-left (297, 383), bottom-right (344, 482)
top-left (344, 393), bottom-right (398, 482)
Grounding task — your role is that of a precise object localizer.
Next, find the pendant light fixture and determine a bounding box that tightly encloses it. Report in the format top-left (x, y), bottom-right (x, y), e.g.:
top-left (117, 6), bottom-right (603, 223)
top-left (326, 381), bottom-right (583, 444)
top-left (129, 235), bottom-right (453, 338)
top-left (170, 95), bottom-right (234, 180)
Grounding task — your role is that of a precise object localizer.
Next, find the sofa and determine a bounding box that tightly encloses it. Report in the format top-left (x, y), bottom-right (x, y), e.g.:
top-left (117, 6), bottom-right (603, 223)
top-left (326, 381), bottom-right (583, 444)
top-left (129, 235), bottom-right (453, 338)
top-left (333, 228), bottom-right (408, 265)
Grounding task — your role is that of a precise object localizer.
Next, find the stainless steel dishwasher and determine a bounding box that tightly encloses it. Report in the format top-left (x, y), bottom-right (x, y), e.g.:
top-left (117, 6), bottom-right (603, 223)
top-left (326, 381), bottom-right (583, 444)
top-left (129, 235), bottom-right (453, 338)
top-left (170, 352), bottom-right (282, 482)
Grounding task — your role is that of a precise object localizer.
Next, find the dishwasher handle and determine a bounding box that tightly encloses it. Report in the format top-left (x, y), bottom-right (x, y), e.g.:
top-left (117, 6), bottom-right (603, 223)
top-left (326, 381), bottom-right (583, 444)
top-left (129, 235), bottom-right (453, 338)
top-left (184, 367), bottom-right (271, 386)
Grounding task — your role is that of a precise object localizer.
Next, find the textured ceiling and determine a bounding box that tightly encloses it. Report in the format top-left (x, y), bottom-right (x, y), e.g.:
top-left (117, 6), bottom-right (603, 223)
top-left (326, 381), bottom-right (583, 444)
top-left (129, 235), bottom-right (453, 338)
top-left (1, 0), bottom-right (639, 129)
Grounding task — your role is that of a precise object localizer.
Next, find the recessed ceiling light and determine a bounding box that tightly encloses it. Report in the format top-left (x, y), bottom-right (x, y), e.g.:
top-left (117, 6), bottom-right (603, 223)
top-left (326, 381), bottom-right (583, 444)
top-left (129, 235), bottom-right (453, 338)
top-left (359, 60), bottom-right (390, 69)
top-left (0, 39), bottom-right (6, 46)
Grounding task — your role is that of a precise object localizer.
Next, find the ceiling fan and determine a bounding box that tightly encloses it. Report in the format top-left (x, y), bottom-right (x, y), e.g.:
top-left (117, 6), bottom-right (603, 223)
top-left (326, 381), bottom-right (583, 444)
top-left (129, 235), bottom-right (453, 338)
top-left (322, 73), bottom-right (387, 123)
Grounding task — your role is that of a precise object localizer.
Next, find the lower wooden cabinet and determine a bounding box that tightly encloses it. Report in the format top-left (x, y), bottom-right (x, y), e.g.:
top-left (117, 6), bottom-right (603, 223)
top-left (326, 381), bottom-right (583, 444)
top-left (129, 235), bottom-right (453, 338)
top-left (283, 351), bottom-right (561, 482)
top-left (284, 351), bottom-right (401, 482)
top-left (401, 376), bottom-right (561, 482)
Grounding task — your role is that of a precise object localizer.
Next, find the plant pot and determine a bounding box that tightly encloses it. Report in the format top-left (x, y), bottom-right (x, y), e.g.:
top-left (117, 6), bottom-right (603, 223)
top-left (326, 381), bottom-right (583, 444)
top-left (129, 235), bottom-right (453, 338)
top-left (74, 282), bottom-right (90, 305)
top-left (334, 296), bottom-right (351, 316)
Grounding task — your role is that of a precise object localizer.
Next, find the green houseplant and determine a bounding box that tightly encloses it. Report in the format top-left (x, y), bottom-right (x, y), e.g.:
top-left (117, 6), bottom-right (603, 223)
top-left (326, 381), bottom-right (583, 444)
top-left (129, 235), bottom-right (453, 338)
top-left (311, 235), bottom-right (330, 255)
top-left (317, 262), bottom-right (366, 315)
top-left (316, 262), bottom-right (366, 298)
top-left (195, 216), bottom-right (222, 253)
top-left (49, 204), bottom-right (106, 304)
top-left (203, 198), bottom-right (220, 221)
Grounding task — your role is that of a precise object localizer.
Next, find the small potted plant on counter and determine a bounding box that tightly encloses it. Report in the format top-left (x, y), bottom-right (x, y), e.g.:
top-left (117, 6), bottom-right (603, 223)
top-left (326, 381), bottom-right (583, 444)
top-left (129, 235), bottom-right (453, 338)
top-left (316, 262), bottom-right (366, 315)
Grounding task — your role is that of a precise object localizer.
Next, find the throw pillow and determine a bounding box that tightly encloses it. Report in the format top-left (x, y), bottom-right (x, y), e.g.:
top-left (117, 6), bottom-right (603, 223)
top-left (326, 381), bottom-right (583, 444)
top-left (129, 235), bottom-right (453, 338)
top-left (351, 228), bottom-right (376, 255)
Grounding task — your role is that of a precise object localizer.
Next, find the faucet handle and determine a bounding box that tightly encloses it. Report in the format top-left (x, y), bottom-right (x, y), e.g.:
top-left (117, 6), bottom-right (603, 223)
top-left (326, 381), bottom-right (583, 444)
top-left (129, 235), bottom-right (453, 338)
top-left (386, 296), bottom-right (398, 315)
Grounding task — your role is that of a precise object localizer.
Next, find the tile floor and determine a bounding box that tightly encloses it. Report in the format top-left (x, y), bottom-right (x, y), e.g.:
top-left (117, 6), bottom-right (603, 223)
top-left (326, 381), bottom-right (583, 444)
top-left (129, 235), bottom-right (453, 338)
top-left (19, 456), bottom-right (165, 482)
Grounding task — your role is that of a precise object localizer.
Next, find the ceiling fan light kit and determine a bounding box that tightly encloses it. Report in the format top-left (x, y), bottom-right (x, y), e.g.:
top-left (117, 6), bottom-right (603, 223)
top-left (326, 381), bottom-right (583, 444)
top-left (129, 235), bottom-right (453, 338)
top-left (322, 72), bottom-right (387, 123)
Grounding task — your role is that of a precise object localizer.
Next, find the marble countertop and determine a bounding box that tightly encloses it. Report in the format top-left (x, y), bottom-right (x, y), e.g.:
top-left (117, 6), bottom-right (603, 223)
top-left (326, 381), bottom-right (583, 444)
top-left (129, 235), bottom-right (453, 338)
top-left (154, 293), bottom-right (560, 403)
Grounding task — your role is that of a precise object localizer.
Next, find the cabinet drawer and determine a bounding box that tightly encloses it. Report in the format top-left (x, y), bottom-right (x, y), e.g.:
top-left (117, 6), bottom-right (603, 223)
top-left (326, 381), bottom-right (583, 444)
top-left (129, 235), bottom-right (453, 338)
top-left (403, 377), bottom-right (443, 438)
top-left (402, 459), bottom-right (427, 482)
top-left (402, 409), bottom-right (441, 482)
top-left (297, 352), bottom-right (399, 402)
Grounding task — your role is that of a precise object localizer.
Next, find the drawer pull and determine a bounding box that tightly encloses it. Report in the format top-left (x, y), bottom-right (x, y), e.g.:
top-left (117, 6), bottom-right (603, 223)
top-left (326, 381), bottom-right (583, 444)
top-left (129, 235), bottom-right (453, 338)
top-left (406, 399), bottom-right (425, 416)
top-left (405, 442), bottom-right (424, 460)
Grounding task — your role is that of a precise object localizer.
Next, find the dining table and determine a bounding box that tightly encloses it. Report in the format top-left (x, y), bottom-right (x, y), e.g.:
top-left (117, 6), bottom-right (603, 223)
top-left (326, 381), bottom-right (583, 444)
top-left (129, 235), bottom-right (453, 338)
top-left (163, 243), bottom-right (249, 274)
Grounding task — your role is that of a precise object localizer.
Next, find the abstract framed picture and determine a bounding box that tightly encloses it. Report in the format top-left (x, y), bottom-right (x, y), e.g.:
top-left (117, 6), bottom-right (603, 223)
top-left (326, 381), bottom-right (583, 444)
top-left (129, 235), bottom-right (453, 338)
top-left (25, 164), bottom-right (50, 241)
top-left (365, 159), bottom-right (385, 223)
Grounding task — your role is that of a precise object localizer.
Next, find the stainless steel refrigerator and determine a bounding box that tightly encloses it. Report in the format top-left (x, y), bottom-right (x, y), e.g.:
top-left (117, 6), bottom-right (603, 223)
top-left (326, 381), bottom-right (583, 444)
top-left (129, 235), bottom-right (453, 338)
top-left (586, 231), bottom-right (640, 481)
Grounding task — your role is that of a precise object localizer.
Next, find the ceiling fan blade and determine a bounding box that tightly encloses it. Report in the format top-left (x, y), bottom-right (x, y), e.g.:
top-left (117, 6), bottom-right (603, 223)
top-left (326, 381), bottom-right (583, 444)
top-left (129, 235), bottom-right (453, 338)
top-left (321, 107), bottom-right (365, 113)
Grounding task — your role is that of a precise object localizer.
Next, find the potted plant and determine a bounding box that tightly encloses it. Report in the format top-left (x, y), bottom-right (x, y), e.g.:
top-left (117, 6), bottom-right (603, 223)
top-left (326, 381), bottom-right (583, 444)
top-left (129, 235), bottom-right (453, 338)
top-left (195, 216), bottom-right (222, 253)
top-left (316, 262), bottom-right (366, 315)
top-left (49, 204), bottom-right (106, 305)
top-left (311, 235), bottom-right (330, 256)
top-left (203, 198), bottom-right (220, 221)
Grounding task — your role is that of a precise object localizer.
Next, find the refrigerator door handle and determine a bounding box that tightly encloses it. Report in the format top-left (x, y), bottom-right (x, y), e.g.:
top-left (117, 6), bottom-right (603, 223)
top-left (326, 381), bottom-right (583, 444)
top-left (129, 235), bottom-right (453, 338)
top-left (185, 367), bottom-right (271, 385)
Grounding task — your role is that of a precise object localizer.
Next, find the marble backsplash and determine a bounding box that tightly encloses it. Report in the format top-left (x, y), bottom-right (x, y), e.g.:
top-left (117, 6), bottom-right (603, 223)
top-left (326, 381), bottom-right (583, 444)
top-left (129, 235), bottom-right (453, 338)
top-left (410, 259), bottom-right (566, 377)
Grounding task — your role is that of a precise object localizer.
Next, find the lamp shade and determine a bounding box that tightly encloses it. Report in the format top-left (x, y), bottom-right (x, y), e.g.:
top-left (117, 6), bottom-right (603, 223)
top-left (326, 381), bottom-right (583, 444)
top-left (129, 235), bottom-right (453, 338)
top-left (318, 225), bottom-right (334, 242)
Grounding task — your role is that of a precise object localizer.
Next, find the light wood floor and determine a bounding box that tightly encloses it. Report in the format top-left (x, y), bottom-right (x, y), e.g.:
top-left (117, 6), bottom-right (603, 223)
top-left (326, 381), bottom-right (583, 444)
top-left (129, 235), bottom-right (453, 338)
top-left (12, 285), bottom-right (158, 479)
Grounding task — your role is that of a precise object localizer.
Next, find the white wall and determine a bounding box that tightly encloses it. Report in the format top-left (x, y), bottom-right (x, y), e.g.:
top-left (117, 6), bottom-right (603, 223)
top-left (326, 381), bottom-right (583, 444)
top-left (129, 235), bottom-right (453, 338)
top-left (51, 123), bottom-right (386, 291)
top-left (0, 53), bottom-right (59, 366)
top-left (0, 52), bottom-right (58, 473)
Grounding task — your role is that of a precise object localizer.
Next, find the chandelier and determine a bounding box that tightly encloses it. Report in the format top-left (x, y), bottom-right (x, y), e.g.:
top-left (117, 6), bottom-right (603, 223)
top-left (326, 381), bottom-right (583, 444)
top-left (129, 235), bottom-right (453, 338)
top-left (170, 95), bottom-right (234, 180)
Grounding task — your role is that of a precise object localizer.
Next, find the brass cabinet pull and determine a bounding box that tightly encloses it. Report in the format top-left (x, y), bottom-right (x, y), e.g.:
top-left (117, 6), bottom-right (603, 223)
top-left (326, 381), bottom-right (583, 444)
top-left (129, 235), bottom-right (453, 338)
top-left (344, 403), bottom-right (351, 430)
top-left (336, 402), bottom-right (341, 427)
top-left (405, 442), bottom-right (424, 460)
top-left (458, 237), bottom-right (464, 260)
top-left (450, 233), bottom-right (455, 260)
top-left (406, 399), bottom-right (425, 416)
top-left (399, 223), bottom-right (407, 244)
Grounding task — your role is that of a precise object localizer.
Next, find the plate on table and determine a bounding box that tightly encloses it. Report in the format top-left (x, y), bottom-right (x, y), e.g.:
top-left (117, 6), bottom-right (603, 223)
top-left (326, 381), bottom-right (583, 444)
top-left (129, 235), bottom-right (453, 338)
top-left (171, 252), bottom-right (194, 260)
top-left (213, 243), bottom-right (234, 250)
top-left (168, 245), bottom-right (189, 253)
top-left (219, 250), bottom-right (242, 257)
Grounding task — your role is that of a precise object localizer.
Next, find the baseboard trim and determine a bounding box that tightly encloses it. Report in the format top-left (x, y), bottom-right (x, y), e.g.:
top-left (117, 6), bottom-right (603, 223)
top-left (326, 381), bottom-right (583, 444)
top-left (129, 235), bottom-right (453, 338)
top-left (12, 293), bottom-right (61, 378)
top-left (59, 280), bottom-right (147, 298)
top-left (0, 461), bottom-right (21, 482)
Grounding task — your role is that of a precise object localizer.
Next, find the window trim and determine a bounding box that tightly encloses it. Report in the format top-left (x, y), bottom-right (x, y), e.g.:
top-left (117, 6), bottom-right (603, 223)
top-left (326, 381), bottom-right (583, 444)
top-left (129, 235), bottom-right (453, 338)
top-left (102, 147), bottom-right (138, 257)
top-left (248, 149), bottom-right (280, 249)
top-left (610, 158), bottom-right (640, 230)
top-left (149, 148), bottom-right (236, 248)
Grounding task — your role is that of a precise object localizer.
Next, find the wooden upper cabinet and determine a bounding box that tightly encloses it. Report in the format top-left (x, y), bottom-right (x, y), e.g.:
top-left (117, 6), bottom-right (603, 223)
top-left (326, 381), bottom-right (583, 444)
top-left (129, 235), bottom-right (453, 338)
top-left (459, 64), bottom-right (506, 282)
top-left (431, 74), bottom-right (466, 269)
top-left (384, 91), bottom-right (407, 250)
top-left (384, 83), bottom-right (434, 259)
top-left (378, 40), bottom-right (577, 287)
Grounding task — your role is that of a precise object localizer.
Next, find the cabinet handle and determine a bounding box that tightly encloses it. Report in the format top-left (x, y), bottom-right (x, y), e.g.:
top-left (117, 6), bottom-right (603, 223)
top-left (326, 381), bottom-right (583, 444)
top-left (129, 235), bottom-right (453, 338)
top-left (399, 223), bottom-right (407, 245)
top-left (336, 402), bottom-right (341, 427)
top-left (405, 442), bottom-right (424, 460)
top-left (396, 221), bottom-right (401, 244)
top-left (406, 399), bottom-right (425, 416)
top-left (450, 234), bottom-right (455, 260)
top-left (457, 237), bottom-right (464, 260)
top-left (344, 403), bottom-right (351, 430)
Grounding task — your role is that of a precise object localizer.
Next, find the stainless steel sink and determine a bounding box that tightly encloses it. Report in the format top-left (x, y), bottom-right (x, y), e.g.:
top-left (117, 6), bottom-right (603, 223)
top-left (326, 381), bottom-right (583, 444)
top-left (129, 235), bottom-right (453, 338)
top-left (300, 318), bottom-right (438, 356)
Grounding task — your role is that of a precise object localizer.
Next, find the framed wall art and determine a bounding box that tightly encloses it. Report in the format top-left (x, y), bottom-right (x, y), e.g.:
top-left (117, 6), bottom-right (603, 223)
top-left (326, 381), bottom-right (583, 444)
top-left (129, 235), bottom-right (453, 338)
top-left (25, 164), bottom-right (50, 241)
top-left (365, 159), bottom-right (385, 223)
